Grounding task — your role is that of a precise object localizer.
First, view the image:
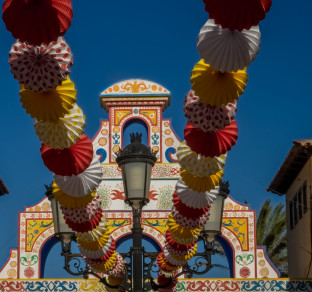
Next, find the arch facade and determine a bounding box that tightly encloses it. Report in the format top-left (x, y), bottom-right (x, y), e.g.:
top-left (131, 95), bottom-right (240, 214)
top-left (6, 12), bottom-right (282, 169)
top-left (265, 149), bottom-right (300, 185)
top-left (0, 79), bottom-right (280, 289)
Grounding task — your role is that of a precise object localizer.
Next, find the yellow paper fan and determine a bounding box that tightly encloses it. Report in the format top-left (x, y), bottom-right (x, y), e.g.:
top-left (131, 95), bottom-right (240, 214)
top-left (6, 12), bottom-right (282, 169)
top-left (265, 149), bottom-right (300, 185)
top-left (190, 59), bottom-right (248, 106)
top-left (52, 181), bottom-right (95, 209)
top-left (77, 227), bottom-right (111, 251)
top-left (34, 103), bottom-right (86, 149)
top-left (20, 76), bottom-right (77, 122)
top-left (180, 167), bottom-right (223, 193)
top-left (168, 213), bottom-right (201, 241)
top-left (107, 275), bottom-right (123, 286)
top-left (90, 251), bottom-right (117, 273)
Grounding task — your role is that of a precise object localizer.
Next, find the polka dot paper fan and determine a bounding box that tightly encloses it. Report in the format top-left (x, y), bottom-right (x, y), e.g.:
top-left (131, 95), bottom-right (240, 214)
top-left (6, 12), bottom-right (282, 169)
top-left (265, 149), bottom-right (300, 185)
top-left (9, 37), bottom-right (73, 93)
top-left (184, 90), bottom-right (237, 132)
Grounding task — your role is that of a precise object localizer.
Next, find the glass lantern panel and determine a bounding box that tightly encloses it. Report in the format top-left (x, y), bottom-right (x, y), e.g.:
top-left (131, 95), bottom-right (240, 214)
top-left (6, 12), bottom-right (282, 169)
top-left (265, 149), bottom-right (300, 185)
top-left (204, 194), bottom-right (225, 234)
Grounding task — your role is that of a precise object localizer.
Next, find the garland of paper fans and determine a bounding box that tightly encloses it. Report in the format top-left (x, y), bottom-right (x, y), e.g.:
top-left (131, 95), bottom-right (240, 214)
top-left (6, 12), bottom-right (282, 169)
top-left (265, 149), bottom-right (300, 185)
top-left (3, 0), bottom-right (272, 290)
top-left (156, 0), bottom-right (271, 290)
top-left (2, 0), bottom-right (125, 281)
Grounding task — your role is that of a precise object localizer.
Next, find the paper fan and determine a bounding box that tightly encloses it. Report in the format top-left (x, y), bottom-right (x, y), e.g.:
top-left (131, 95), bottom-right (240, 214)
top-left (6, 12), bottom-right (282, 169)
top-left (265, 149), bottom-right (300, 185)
top-left (158, 274), bottom-right (178, 290)
top-left (165, 230), bottom-right (196, 253)
top-left (2, 0), bottom-right (73, 46)
top-left (76, 216), bottom-right (107, 238)
top-left (52, 181), bottom-right (95, 209)
top-left (190, 60), bottom-right (247, 106)
top-left (77, 227), bottom-right (110, 251)
top-left (180, 167), bottom-right (223, 193)
top-left (54, 155), bottom-right (103, 197)
top-left (203, 0), bottom-right (272, 31)
top-left (197, 19), bottom-right (261, 72)
top-left (172, 207), bottom-right (209, 229)
top-left (19, 76), bottom-right (76, 122)
top-left (184, 120), bottom-right (238, 157)
top-left (41, 134), bottom-right (93, 176)
top-left (107, 275), bottom-right (123, 287)
top-left (83, 240), bottom-right (116, 265)
top-left (89, 251), bottom-right (117, 273)
top-left (107, 253), bottom-right (126, 277)
top-left (65, 209), bottom-right (102, 232)
top-left (164, 248), bottom-right (188, 266)
top-left (9, 37), bottom-right (73, 92)
top-left (184, 90), bottom-right (237, 132)
top-left (61, 195), bottom-right (101, 223)
top-left (176, 180), bottom-right (218, 209)
top-left (157, 252), bottom-right (180, 272)
top-left (34, 104), bottom-right (85, 149)
top-left (177, 141), bottom-right (226, 177)
top-left (168, 213), bottom-right (201, 240)
top-left (173, 192), bottom-right (210, 219)
top-left (79, 237), bottom-right (113, 259)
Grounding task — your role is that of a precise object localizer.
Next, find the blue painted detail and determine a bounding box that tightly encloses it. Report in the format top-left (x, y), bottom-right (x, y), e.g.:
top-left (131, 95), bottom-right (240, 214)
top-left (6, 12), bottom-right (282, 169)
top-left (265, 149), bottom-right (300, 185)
top-left (96, 148), bottom-right (107, 163)
top-left (165, 147), bottom-right (178, 163)
top-left (133, 108), bottom-right (139, 114)
top-left (24, 281), bottom-right (78, 291)
top-left (112, 133), bottom-right (120, 145)
top-left (151, 133), bottom-right (159, 145)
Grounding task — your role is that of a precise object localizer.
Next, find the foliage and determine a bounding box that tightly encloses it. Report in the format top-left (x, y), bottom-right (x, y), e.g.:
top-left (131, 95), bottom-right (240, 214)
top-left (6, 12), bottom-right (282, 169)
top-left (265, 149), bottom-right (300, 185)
top-left (256, 199), bottom-right (287, 276)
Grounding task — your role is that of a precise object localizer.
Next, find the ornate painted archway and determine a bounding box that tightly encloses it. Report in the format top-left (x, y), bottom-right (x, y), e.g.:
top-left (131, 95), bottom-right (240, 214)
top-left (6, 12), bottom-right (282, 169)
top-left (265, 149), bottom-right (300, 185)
top-left (0, 79), bottom-right (283, 291)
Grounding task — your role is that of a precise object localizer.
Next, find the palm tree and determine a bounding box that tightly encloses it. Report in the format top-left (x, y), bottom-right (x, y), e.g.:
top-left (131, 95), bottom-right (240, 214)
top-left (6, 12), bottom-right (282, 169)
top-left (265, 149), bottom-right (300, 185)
top-left (256, 199), bottom-right (287, 276)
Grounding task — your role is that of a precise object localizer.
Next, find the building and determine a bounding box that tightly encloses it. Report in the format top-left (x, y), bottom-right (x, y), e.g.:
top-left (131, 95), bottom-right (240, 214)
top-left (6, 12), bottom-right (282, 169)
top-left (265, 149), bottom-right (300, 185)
top-left (0, 79), bottom-right (289, 292)
top-left (268, 139), bottom-right (312, 278)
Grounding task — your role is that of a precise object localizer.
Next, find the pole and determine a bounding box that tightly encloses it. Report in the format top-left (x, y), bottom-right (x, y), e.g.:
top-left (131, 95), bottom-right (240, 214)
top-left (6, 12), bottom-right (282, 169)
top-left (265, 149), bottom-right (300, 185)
top-left (132, 207), bottom-right (143, 292)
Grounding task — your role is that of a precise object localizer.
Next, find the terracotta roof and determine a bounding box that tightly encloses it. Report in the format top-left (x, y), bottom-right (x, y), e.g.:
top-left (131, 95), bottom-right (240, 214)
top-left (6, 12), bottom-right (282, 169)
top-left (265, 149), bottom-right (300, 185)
top-left (267, 140), bottom-right (312, 195)
top-left (0, 177), bottom-right (9, 196)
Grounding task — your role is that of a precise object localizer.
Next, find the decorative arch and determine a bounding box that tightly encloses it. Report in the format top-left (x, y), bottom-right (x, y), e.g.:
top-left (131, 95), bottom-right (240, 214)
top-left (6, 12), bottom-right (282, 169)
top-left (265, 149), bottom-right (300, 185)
top-left (122, 118), bottom-right (149, 147)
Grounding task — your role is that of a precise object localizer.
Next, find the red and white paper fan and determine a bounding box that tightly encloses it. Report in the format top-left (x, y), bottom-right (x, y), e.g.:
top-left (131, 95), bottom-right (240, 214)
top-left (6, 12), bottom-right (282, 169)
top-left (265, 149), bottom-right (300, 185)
top-left (203, 0), bottom-right (272, 31)
top-left (54, 154), bottom-right (103, 197)
top-left (9, 37), bottom-right (73, 92)
top-left (197, 19), bottom-right (261, 72)
top-left (3, 0), bottom-right (73, 46)
top-left (184, 120), bottom-right (238, 157)
top-left (78, 237), bottom-right (113, 259)
top-left (184, 90), bottom-right (237, 132)
top-left (61, 195), bottom-right (101, 224)
top-left (172, 207), bottom-right (209, 229)
top-left (41, 134), bottom-right (93, 176)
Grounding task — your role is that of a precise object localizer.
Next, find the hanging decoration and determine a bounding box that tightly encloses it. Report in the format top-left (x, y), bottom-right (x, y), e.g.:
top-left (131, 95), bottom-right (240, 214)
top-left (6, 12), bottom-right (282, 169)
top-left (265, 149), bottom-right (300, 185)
top-left (3, 0), bottom-right (126, 282)
top-left (34, 104), bottom-right (86, 150)
top-left (184, 90), bottom-right (237, 132)
top-left (9, 37), bottom-right (73, 92)
top-left (197, 19), bottom-right (261, 72)
top-left (202, 0), bottom-right (272, 31)
top-left (41, 134), bottom-right (93, 176)
top-left (191, 60), bottom-right (248, 106)
top-left (19, 76), bottom-right (77, 122)
top-left (157, 1), bottom-right (272, 289)
top-left (2, 0), bottom-right (73, 46)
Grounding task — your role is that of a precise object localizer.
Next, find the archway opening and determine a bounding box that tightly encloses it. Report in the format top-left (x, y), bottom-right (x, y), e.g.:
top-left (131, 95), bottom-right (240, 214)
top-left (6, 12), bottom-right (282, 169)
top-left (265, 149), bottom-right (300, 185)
top-left (41, 237), bottom-right (85, 279)
top-left (123, 118), bottom-right (148, 148)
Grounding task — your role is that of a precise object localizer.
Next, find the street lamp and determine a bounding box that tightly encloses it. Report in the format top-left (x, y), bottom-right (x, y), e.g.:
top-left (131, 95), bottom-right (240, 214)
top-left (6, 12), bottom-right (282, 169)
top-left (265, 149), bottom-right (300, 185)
top-left (201, 181), bottom-right (230, 243)
top-left (45, 133), bottom-right (230, 291)
top-left (115, 132), bottom-right (157, 292)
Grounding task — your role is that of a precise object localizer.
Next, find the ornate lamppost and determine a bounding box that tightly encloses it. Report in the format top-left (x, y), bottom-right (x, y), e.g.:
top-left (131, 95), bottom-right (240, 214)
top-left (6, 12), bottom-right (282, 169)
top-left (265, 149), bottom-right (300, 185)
top-left (46, 133), bottom-right (230, 291)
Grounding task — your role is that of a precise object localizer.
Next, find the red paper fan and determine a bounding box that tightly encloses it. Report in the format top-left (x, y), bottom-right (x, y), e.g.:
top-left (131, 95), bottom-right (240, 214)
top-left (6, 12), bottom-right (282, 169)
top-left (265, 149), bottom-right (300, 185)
top-left (203, 0), bottom-right (271, 31)
top-left (84, 240), bottom-right (116, 266)
top-left (158, 274), bottom-right (178, 289)
top-left (184, 120), bottom-right (238, 157)
top-left (165, 230), bottom-right (196, 252)
top-left (41, 134), bottom-right (93, 176)
top-left (172, 192), bottom-right (209, 220)
top-left (2, 0), bottom-right (73, 46)
top-left (65, 209), bottom-right (102, 233)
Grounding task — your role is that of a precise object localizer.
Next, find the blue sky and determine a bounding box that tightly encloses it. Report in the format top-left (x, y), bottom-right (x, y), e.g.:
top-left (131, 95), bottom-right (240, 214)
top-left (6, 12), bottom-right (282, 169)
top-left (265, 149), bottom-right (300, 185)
top-left (0, 0), bottom-right (311, 278)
